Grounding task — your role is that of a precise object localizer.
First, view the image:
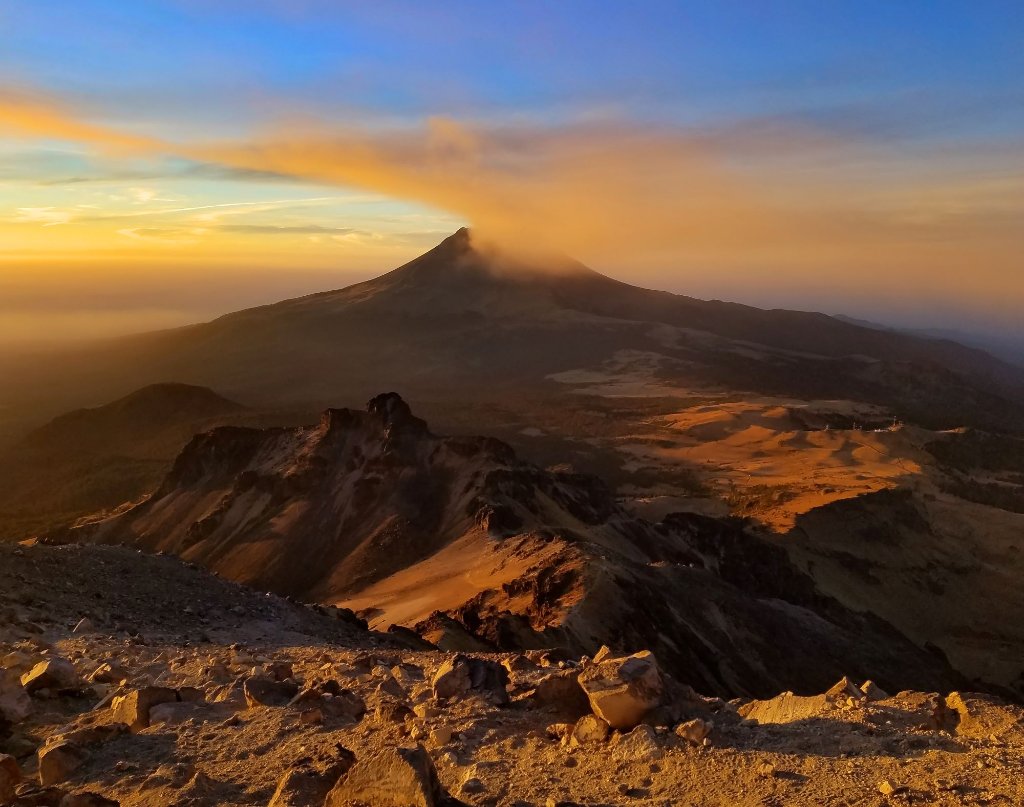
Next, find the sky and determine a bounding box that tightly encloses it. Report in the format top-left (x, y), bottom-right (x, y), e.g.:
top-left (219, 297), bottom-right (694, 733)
top-left (1, 1), bottom-right (1022, 346)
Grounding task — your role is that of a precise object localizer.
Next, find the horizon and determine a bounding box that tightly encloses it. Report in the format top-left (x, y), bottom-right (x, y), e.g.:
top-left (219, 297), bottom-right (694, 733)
top-left (2, 2), bottom-right (1023, 347)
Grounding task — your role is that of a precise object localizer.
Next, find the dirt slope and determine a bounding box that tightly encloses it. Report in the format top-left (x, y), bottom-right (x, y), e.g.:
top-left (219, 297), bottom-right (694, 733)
top-left (2, 543), bottom-right (1023, 807)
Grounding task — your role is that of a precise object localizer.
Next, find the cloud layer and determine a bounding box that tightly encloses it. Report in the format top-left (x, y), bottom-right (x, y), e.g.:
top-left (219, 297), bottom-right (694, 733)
top-left (2, 86), bottom-right (1023, 342)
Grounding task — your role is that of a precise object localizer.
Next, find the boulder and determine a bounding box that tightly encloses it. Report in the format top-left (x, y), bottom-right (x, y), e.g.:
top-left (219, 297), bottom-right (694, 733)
top-left (576, 650), bottom-right (662, 730)
top-left (243, 676), bottom-right (298, 708)
top-left (431, 655), bottom-right (508, 704)
top-left (21, 659), bottom-right (79, 695)
top-left (110, 687), bottom-right (179, 732)
top-left (268, 750), bottom-right (355, 807)
top-left (1, 753), bottom-right (21, 803)
top-left (324, 745), bottom-right (444, 807)
top-left (38, 741), bottom-right (88, 786)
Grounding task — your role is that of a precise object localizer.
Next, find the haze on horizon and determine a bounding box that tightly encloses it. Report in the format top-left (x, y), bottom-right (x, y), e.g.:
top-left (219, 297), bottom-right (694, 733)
top-left (1, 1), bottom-right (1022, 348)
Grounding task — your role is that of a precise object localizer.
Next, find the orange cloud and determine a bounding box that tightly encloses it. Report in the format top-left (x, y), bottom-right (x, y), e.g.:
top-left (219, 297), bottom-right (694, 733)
top-left (0, 89), bottom-right (164, 153)
top-left (2, 86), bottom-right (1022, 334)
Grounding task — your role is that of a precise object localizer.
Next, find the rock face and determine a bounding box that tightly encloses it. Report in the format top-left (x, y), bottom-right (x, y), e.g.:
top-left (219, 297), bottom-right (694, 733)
top-left (577, 650), bottom-right (663, 730)
top-left (57, 398), bottom-right (969, 700)
top-left (323, 745), bottom-right (444, 807)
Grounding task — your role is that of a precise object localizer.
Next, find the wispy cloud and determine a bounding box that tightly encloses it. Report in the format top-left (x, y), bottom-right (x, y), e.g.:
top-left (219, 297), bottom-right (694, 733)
top-left (216, 223), bottom-right (353, 235)
top-left (12, 207), bottom-right (72, 226)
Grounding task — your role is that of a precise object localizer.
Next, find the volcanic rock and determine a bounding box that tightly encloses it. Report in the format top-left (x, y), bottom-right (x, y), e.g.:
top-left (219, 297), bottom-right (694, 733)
top-left (577, 650), bottom-right (663, 730)
top-left (21, 659), bottom-right (78, 695)
top-left (431, 655), bottom-right (508, 704)
top-left (38, 741), bottom-right (88, 787)
top-left (323, 745), bottom-right (444, 807)
top-left (110, 687), bottom-right (179, 732)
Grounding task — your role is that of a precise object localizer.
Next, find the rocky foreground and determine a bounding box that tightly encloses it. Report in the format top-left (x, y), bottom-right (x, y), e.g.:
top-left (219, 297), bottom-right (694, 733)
top-left (2, 545), bottom-right (1023, 807)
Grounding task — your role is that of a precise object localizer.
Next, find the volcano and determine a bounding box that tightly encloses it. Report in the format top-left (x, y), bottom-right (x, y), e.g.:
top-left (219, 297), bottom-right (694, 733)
top-left (3, 228), bottom-right (1024, 434)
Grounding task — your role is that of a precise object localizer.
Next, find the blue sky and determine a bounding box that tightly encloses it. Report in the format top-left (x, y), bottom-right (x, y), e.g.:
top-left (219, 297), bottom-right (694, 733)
top-left (1, 1), bottom-right (1022, 342)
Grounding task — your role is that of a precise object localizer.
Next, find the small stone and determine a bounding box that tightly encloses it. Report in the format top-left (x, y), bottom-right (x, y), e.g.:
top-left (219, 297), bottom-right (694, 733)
top-left (88, 662), bottom-right (126, 685)
top-left (461, 777), bottom-right (486, 795)
top-left (546, 723), bottom-right (573, 741)
top-left (675, 717), bottom-right (713, 745)
top-left (612, 724), bottom-right (663, 761)
top-left (413, 703), bottom-right (439, 720)
top-left (570, 714), bottom-right (610, 746)
top-left (878, 780), bottom-right (905, 796)
top-left (429, 725), bottom-right (453, 746)
top-left (299, 707), bottom-right (324, 725)
top-left (72, 618), bottom-right (96, 635)
top-left (860, 680), bottom-right (889, 701)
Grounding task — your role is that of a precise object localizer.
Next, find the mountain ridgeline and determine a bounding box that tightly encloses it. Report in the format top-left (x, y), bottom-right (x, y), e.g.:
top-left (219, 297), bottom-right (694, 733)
top-left (3, 228), bottom-right (1024, 436)
top-left (56, 393), bottom-right (967, 699)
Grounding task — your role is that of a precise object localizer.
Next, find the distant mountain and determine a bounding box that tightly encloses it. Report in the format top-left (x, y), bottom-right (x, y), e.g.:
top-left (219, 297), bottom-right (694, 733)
top-left (2, 228), bottom-right (1024, 437)
top-left (56, 393), bottom-right (964, 698)
top-left (0, 383), bottom-right (247, 539)
top-left (833, 314), bottom-right (1024, 369)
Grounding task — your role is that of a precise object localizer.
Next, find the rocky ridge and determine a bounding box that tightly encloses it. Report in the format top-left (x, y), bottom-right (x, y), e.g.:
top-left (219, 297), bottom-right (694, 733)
top-left (53, 396), bottom-right (969, 699)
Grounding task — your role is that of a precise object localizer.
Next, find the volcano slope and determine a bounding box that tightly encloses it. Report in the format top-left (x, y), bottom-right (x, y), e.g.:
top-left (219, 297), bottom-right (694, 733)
top-left (2, 227), bottom-right (1023, 438)
top-left (55, 393), bottom-right (966, 701)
